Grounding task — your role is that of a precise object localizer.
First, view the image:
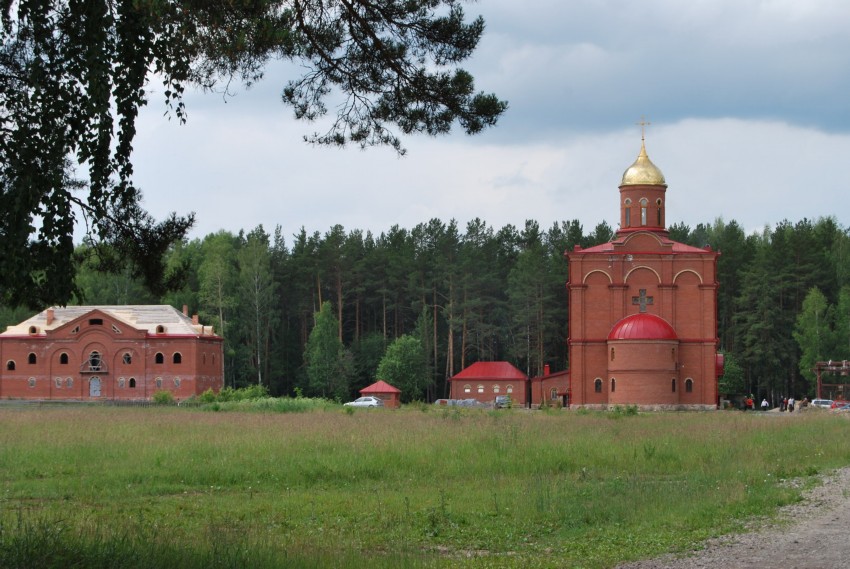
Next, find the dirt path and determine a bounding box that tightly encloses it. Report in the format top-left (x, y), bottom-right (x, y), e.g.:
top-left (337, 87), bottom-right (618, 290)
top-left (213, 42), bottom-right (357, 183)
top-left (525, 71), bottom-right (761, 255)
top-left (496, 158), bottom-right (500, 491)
top-left (617, 466), bottom-right (850, 569)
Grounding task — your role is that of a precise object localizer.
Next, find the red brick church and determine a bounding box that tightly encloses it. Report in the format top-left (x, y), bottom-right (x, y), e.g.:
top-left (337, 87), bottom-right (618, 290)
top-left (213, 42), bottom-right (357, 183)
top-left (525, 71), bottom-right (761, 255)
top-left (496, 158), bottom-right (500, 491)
top-left (534, 136), bottom-right (723, 409)
top-left (0, 305), bottom-right (223, 401)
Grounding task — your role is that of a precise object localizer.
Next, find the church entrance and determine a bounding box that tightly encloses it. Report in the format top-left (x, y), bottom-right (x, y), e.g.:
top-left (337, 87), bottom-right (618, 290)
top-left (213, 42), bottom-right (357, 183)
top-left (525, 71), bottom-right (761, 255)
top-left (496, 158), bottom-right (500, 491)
top-left (89, 377), bottom-right (101, 397)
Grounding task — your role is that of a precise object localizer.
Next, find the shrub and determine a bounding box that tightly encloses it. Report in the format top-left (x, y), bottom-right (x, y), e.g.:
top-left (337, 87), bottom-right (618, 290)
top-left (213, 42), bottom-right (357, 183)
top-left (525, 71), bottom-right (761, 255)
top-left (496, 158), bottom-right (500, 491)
top-left (198, 389), bottom-right (217, 403)
top-left (152, 391), bottom-right (175, 405)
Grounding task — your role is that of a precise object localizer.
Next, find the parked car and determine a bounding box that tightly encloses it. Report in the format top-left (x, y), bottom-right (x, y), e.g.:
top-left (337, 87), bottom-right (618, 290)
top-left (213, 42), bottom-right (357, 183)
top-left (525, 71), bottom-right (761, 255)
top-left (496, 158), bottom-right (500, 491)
top-left (811, 399), bottom-right (834, 409)
top-left (343, 396), bottom-right (384, 408)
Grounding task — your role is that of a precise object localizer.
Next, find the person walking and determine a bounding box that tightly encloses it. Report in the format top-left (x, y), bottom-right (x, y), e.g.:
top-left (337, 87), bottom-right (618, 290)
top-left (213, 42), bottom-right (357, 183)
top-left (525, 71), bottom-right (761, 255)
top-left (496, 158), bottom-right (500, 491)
top-left (788, 397), bottom-right (796, 413)
top-left (761, 398), bottom-right (769, 411)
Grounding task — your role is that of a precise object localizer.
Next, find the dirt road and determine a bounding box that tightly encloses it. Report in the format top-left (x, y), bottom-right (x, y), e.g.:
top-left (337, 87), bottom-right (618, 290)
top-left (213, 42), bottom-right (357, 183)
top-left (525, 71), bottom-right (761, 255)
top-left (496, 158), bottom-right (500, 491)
top-left (617, 466), bottom-right (850, 569)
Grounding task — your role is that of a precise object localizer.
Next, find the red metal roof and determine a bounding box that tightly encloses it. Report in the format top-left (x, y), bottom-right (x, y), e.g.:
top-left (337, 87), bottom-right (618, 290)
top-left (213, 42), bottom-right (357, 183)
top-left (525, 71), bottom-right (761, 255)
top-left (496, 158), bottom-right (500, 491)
top-left (451, 361), bottom-right (527, 381)
top-left (608, 313), bottom-right (677, 341)
top-left (573, 234), bottom-right (713, 255)
top-left (360, 380), bottom-right (401, 394)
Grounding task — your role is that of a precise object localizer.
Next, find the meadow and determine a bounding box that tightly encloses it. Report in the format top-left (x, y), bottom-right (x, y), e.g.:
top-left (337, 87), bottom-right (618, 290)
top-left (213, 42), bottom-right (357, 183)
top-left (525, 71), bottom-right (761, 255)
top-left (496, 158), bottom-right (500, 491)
top-left (2, 404), bottom-right (849, 569)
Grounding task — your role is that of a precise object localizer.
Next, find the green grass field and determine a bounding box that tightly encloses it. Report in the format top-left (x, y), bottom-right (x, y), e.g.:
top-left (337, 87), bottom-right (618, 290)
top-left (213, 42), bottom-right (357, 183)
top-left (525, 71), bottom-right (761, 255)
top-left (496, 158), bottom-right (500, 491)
top-left (1, 404), bottom-right (849, 568)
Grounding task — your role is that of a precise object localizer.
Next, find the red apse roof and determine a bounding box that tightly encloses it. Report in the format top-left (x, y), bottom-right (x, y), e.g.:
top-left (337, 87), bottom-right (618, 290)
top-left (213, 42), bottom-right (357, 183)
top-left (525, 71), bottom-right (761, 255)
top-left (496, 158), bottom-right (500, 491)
top-left (451, 361), bottom-right (527, 381)
top-left (360, 380), bottom-right (401, 394)
top-left (608, 313), bottom-right (678, 341)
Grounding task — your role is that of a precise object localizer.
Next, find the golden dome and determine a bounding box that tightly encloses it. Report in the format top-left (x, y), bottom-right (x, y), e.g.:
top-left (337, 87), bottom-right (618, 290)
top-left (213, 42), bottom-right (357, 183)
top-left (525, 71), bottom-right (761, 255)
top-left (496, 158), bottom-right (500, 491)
top-left (620, 140), bottom-right (666, 186)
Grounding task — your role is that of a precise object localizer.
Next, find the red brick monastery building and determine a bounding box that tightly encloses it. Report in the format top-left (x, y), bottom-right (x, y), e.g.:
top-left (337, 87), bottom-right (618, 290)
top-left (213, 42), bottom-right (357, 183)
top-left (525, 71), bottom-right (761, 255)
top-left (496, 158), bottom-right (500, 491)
top-left (449, 361), bottom-right (528, 406)
top-left (0, 305), bottom-right (223, 401)
top-left (456, 137), bottom-right (724, 410)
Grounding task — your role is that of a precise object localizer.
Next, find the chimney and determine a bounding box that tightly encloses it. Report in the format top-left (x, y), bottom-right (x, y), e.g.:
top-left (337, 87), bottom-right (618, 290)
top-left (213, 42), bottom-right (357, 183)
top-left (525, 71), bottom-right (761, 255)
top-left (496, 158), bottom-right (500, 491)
top-left (192, 314), bottom-right (199, 325)
top-left (182, 305), bottom-right (189, 316)
top-left (544, 364), bottom-right (550, 377)
top-left (46, 308), bottom-right (54, 325)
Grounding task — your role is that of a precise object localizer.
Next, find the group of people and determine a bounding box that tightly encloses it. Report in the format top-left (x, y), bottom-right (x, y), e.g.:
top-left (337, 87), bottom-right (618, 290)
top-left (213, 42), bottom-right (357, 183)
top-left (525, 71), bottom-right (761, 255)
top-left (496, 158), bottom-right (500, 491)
top-left (743, 395), bottom-right (771, 411)
top-left (778, 396), bottom-right (806, 412)
top-left (742, 395), bottom-right (803, 412)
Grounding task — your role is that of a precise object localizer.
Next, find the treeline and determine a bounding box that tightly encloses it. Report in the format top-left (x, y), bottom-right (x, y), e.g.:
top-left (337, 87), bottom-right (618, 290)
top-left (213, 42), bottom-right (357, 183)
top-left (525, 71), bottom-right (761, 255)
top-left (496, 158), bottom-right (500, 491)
top-left (2, 216), bottom-right (848, 402)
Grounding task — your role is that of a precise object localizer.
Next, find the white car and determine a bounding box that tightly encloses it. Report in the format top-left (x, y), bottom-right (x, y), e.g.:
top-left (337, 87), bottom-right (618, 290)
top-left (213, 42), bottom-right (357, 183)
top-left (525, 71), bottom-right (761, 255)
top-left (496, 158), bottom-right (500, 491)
top-left (343, 396), bottom-right (384, 408)
top-left (811, 399), bottom-right (834, 409)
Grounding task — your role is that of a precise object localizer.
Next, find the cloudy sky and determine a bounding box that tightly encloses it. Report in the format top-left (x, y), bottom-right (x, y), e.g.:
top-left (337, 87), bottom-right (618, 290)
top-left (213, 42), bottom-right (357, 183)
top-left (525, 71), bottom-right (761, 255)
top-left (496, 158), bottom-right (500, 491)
top-left (131, 0), bottom-right (850, 242)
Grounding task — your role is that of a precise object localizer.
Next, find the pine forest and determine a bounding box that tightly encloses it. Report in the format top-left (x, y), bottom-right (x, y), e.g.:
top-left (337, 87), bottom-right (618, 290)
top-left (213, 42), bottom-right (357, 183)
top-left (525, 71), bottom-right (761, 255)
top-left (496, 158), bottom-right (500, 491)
top-left (2, 216), bottom-right (848, 404)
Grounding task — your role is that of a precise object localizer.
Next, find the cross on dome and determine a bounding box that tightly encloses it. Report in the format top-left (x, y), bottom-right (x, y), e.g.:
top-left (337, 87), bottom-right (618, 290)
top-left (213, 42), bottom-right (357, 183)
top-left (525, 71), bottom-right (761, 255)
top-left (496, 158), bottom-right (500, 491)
top-left (636, 116), bottom-right (651, 141)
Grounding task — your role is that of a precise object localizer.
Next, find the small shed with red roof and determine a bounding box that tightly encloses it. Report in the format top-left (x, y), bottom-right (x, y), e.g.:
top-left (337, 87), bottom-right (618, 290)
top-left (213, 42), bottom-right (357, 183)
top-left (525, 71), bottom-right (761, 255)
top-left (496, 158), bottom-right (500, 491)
top-left (449, 361), bottom-right (528, 406)
top-left (360, 380), bottom-right (401, 408)
top-left (530, 364), bottom-right (571, 408)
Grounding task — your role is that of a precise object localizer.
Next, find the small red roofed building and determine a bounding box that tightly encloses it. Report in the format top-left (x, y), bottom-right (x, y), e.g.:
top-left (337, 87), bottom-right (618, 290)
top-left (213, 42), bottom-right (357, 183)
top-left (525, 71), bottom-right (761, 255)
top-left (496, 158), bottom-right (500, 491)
top-left (0, 305), bottom-right (223, 401)
top-left (449, 361), bottom-right (527, 406)
top-left (530, 364), bottom-right (570, 407)
top-left (360, 380), bottom-right (401, 408)
top-left (564, 136), bottom-right (723, 410)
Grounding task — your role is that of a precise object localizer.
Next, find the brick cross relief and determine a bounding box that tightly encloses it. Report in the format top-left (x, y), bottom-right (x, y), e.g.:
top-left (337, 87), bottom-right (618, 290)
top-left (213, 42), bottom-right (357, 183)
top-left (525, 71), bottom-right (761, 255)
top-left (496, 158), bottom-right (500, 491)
top-left (632, 289), bottom-right (654, 313)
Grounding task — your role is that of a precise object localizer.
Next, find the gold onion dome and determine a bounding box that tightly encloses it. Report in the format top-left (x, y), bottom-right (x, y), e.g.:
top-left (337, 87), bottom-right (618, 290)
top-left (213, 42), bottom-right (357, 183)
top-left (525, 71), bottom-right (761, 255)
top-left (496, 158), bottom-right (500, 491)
top-left (620, 140), bottom-right (666, 186)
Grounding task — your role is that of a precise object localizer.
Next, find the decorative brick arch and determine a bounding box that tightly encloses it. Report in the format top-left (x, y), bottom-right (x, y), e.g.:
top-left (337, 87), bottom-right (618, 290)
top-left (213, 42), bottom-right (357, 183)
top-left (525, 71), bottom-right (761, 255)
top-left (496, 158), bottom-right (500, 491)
top-left (673, 269), bottom-right (704, 284)
top-left (624, 265), bottom-right (661, 283)
top-left (582, 269), bottom-right (613, 284)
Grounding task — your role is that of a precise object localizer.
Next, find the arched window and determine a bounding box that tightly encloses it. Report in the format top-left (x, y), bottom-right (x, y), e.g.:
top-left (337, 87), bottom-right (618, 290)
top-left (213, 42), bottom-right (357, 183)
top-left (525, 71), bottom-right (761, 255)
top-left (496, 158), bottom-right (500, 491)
top-left (28, 353), bottom-right (36, 364)
top-left (60, 353), bottom-right (69, 364)
top-left (155, 325), bottom-right (165, 334)
top-left (173, 352), bottom-right (182, 364)
top-left (611, 378), bottom-right (616, 392)
top-left (493, 384), bottom-right (500, 393)
top-left (88, 351), bottom-right (102, 370)
top-left (66, 377), bottom-right (73, 388)
top-left (155, 377), bottom-right (163, 389)
top-left (594, 378), bottom-right (602, 393)
top-left (118, 377), bottom-right (125, 388)
top-left (155, 352), bottom-right (164, 364)
top-left (640, 198), bottom-right (648, 225)
top-left (506, 385), bottom-right (513, 394)
top-left (463, 384), bottom-right (471, 393)
top-left (55, 377), bottom-right (62, 388)
top-left (550, 388), bottom-right (558, 400)
top-left (28, 377), bottom-right (36, 388)
top-left (477, 385), bottom-right (484, 394)
top-left (6, 360), bottom-right (15, 371)
top-left (173, 377), bottom-right (181, 388)
top-left (28, 326), bottom-right (38, 334)
top-left (624, 198), bottom-right (632, 227)
top-left (685, 378), bottom-right (694, 393)
top-left (203, 353), bottom-right (207, 365)
top-left (129, 378), bottom-right (136, 389)
top-left (672, 378), bottom-right (676, 392)
top-left (123, 353), bottom-right (132, 365)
